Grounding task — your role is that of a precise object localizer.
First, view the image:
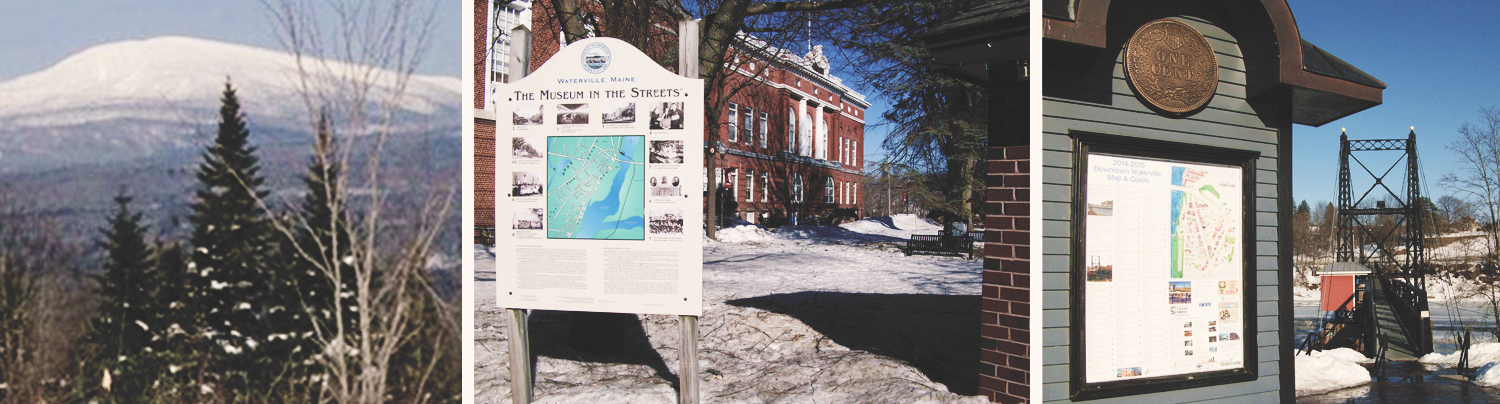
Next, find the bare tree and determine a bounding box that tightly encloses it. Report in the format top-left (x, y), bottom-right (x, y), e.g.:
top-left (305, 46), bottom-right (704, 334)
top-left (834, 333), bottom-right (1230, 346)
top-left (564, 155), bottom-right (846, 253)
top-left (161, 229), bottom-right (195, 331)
top-left (1443, 107), bottom-right (1500, 262)
top-left (0, 195), bottom-right (86, 404)
top-left (1443, 106), bottom-right (1500, 338)
top-left (538, 0), bottom-right (869, 238)
top-left (261, 1), bottom-right (455, 403)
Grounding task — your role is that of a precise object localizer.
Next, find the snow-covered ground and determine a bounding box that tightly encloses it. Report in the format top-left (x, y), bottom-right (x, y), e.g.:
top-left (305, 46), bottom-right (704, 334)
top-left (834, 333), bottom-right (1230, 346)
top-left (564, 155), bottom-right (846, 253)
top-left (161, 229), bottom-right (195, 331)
top-left (1294, 348), bottom-right (1372, 396)
top-left (475, 215), bottom-right (988, 403)
top-left (1420, 342), bottom-right (1500, 387)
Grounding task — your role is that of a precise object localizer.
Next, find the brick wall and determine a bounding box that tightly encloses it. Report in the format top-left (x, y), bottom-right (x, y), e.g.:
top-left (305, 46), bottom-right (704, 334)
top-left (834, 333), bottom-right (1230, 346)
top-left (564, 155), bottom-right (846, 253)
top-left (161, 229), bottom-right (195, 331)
top-left (980, 145), bottom-right (1029, 403)
top-left (979, 58), bottom-right (1029, 404)
top-left (474, 0), bottom-right (496, 236)
top-left (474, 0), bottom-right (487, 109)
top-left (475, 120), bottom-right (496, 231)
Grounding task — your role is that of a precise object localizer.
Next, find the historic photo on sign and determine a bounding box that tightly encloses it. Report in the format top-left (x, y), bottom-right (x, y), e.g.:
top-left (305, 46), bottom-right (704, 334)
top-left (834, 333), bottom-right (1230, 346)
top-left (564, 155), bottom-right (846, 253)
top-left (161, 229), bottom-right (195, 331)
top-left (602, 102), bottom-right (636, 124)
top-left (513, 137), bottom-right (543, 159)
top-left (512, 171), bottom-right (544, 197)
top-left (557, 103), bottom-right (589, 124)
top-left (650, 140), bottom-right (684, 163)
top-left (513, 208), bottom-right (544, 230)
top-left (514, 104), bottom-right (543, 125)
top-left (650, 175), bottom-right (682, 197)
top-left (650, 102), bottom-right (684, 130)
top-left (649, 209), bottom-right (684, 234)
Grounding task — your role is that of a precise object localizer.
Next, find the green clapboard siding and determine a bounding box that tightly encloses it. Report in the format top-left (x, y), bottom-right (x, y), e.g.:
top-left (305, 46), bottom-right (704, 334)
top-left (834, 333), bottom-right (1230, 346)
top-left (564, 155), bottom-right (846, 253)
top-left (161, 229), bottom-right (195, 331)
top-left (1041, 3), bottom-right (1285, 402)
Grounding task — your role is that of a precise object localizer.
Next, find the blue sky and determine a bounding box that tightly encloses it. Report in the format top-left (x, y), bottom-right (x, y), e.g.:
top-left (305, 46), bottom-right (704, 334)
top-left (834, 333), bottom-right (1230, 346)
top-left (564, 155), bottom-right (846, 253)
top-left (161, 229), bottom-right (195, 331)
top-left (1288, 1), bottom-right (1499, 207)
top-left (2, 1), bottom-right (1483, 207)
top-left (0, 1), bottom-right (460, 81)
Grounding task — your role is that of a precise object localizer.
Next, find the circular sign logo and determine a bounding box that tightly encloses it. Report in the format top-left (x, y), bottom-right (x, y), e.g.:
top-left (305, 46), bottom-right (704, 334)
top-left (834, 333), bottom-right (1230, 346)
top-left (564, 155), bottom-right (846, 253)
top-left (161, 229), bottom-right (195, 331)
top-left (581, 42), bottom-right (611, 74)
top-left (1125, 19), bottom-right (1219, 114)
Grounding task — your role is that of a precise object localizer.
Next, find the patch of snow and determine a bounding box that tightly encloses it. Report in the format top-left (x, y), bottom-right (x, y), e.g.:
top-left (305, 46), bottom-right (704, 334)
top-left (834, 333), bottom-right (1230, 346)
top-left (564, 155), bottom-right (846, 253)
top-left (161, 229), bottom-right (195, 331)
top-left (473, 211), bottom-right (989, 402)
top-left (1304, 347), bottom-right (1373, 364)
top-left (713, 224), bottom-right (774, 243)
top-left (1294, 349), bottom-right (1371, 396)
top-left (1420, 342), bottom-right (1500, 369)
top-left (1476, 362), bottom-right (1500, 387)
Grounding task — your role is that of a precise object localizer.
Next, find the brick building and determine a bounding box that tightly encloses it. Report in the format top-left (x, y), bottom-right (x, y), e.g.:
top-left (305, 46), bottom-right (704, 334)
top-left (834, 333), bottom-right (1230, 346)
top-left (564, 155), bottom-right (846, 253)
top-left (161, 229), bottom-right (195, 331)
top-left (474, 0), bottom-right (869, 231)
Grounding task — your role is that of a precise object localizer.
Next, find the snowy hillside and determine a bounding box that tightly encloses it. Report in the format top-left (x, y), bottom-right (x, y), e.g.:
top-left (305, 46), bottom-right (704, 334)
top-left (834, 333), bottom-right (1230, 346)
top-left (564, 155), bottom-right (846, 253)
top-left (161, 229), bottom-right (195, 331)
top-left (0, 36), bottom-right (460, 169)
top-left (475, 215), bottom-right (989, 403)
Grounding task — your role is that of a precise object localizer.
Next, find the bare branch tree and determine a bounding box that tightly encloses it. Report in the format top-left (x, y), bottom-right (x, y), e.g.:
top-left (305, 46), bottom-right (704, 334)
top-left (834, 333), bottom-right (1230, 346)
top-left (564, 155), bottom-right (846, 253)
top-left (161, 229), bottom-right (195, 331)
top-left (260, 1), bottom-right (455, 403)
top-left (1443, 106), bottom-right (1500, 338)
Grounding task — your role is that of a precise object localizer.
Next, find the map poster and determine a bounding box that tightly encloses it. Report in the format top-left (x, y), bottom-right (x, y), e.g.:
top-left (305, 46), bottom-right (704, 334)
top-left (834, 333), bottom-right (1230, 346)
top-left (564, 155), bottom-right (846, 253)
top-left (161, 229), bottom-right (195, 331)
top-left (1081, 152), bottom-right (1246, 384)
top-left (495, 38), bottom-right (703, 316)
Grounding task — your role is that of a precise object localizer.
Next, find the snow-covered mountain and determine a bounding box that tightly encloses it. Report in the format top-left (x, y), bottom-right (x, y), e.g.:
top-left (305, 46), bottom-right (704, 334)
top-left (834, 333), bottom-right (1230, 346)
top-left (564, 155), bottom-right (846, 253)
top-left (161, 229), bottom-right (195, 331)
top-left (0, 36), bottom-right (460, 170)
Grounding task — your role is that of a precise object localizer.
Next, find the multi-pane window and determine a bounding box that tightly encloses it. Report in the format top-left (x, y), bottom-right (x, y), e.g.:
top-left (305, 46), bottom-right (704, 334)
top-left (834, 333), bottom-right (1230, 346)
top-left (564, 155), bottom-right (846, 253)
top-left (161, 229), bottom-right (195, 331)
top-left (787, 108), bottom-right (796, 152)
top-left (761, 172), bottom-right (769, 202)
top-left (758, 111), bottom-right (769, 148)
top-left (743, 107), bottom-right (754, 143)
top-left (714, 167), bottom-right (723, 190)
top-left (842, 138), bottom-right (848, 164)
top-left (730, 168), bottom-right (738, 201)
top-left (825, 177), bottom-right (835, 203)
top-left (746, 170), bottom-right (754, 202)
top-left (852, 140), bottom-right (858, 167)
top-left (727, 103), bottom-right (738, 142)
top-left (792, 174), bottom-right (804, 203)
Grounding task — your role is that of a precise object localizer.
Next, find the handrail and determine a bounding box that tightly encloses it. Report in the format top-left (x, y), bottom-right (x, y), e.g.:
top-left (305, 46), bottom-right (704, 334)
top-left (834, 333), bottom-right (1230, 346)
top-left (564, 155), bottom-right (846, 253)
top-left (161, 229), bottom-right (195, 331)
top-left (1372, 334), bottom-right (1389, 379)
top-left (1380, 274), bottom-right (1430, 354)
top-left (1328, 292), bottom-right (1360, 323)
top-left (1299, 331), bottom-right (1323, 356)
top-left (1460, 330), bottom-right (1473, 380)
top-left (1365, 275), bottom-right (1378, 356)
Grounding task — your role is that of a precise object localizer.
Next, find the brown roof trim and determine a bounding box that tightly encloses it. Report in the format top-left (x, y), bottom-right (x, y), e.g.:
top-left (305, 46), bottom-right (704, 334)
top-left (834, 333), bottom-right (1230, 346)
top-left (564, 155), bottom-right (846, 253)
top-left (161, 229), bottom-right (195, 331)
top-left (1042, 0), bottom-right (1108, 47)
top-left (1043, 0), bottom-right (1382, 124)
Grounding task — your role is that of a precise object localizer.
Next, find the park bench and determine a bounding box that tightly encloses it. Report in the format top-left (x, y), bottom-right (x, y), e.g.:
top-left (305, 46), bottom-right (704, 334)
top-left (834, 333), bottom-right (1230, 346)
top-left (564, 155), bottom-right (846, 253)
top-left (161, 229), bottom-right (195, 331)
top-left (905, 233), bottom-right (974, 259)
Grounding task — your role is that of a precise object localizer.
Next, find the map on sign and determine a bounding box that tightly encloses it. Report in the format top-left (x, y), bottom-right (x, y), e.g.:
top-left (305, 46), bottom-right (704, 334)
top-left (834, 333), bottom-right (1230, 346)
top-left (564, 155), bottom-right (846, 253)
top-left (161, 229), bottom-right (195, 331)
top-left (546, 136), bottom-right (647, 240)
top-left (1169, 166), bottom-right (1237, 279)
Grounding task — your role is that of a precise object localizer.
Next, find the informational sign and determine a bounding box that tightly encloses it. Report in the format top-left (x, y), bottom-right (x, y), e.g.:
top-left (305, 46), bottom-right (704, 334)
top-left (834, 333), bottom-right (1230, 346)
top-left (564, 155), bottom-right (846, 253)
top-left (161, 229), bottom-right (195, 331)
top-left (496, 38), bottom-right (703, 316)
top-left (1067, 133), bottom-right (1260, 400)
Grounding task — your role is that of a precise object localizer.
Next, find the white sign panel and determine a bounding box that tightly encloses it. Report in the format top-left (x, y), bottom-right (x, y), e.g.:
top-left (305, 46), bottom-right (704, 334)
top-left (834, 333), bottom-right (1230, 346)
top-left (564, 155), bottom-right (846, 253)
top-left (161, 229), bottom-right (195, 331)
top-left (1082, 153), bottom-right (1245, 382)
top-left (497, 38), bottom-right (704, 316)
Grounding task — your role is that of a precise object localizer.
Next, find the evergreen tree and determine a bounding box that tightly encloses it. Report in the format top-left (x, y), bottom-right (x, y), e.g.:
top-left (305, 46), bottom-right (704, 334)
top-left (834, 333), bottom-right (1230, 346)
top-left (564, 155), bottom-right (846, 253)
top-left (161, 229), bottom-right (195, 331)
top-left (189, 80), bottom-right (274, 397)
top-left (260, 111), bottom-right (358, 401)
top-left (74, 190), bottom-right (158, 403)
top-left (151, 240), bottom-right (202, 402)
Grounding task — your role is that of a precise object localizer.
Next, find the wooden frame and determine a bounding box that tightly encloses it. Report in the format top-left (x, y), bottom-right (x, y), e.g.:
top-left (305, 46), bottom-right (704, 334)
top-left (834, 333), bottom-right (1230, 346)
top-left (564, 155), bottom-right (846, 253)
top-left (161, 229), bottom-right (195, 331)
top-left (1068, 131), bottom-right (1261, 400)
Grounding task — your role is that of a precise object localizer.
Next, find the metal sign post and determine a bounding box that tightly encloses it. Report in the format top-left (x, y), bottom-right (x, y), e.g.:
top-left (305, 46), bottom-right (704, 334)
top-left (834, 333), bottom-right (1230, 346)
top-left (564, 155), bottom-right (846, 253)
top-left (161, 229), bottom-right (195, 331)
top-left (505, 25), bottom-right (536, 404)
top-left (677, 17), bottom-right (701, 404)
top-left (507, 309), bottom-right (533, 403)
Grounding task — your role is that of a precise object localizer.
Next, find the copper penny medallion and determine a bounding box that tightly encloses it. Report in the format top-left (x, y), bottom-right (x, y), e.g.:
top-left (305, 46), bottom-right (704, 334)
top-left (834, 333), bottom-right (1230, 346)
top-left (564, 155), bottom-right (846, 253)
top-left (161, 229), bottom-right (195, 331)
top-left (1125, 19), bottom-right (1219, 114)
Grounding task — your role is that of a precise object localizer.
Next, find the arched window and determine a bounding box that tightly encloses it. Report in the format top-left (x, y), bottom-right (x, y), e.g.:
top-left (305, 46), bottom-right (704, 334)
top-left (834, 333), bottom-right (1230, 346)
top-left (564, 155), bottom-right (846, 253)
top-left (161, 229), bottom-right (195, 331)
top-left (825, 176), bottom-right (835, 203)
top-left (792, 173), bottom-right (804, 203)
